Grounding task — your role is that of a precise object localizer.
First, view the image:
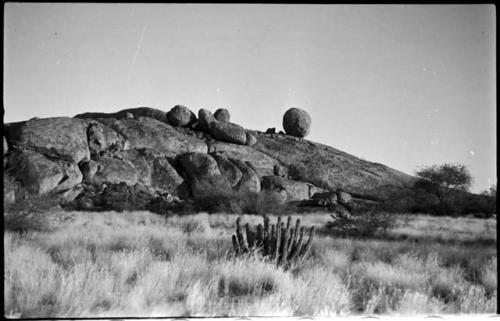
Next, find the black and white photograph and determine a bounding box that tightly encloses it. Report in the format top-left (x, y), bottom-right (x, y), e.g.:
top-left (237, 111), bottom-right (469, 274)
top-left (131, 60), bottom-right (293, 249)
top-left (3, 3), bottom-right (497, 318)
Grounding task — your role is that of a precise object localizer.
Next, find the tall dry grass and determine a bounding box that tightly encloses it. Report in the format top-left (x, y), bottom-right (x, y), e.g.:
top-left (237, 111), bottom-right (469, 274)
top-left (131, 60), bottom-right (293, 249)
top-left (4, 210), bottom-right (497, 317)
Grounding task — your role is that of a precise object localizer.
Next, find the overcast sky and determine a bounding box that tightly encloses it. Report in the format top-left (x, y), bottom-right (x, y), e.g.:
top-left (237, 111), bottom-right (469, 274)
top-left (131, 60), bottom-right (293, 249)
top-left (3, 4), bottom-right (496, 193)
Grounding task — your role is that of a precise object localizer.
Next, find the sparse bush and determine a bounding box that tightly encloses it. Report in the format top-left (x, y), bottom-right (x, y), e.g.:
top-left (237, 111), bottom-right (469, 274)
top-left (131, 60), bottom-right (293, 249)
top-left (326, 210), bottom-right (396, 238)
top-left (179, 215), bottom-right (212, 235)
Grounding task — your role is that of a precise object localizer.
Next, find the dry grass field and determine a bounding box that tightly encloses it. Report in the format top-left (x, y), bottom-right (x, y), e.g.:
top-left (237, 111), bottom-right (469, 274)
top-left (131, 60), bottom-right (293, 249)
top-left (4, 210), bottom-right (497, 317)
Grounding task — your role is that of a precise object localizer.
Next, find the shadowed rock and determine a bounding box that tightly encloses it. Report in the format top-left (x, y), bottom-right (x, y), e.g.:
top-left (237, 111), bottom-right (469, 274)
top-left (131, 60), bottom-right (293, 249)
top-left (9, 150), bottom-right (82, 195)
top-left (167, 105), bottom-right (197, 127)
top-left (120, 148), bottom-right (184, 195)
top-left (212, 153), bottom-right (243, 187)
top-left (198, 109), bottom-right (216, 132)
top-left (230, 159), bottom-right (261, 194)
top-left (75, 107), bottom-right (169, 124)
top-left (214, 108), bottom-right (230, 122)
top-left (312, 191), bottom-right (338, 207)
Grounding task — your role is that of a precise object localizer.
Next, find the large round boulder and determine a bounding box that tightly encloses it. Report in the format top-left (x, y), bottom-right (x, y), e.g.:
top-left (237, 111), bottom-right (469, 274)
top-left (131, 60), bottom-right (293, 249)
top-left (167, 105), bottom-right (196, 127)
top-left (198, 109), bottom-right (216, 132)
top-left (214, 108), bottom-right (230, 122)
top-left (177, 152), bottom-right (221, 180)
top-left (282, 108), bottom-right (311, 138)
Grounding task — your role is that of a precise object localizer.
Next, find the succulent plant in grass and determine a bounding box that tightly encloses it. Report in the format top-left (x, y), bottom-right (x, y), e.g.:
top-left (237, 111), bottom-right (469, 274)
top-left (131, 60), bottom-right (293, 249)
top-left (231, 215), bottom-right (315, 270)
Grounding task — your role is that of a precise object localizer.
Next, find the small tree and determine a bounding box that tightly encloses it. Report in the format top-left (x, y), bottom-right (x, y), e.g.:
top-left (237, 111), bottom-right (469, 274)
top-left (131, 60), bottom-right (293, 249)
top-left (415, 163), bottom-right (473, 215)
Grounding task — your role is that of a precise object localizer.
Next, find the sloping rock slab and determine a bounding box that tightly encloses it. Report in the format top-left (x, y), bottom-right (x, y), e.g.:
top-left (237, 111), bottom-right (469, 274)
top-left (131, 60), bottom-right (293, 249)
top-left (208, 141), bottom-right (280, 178)
top-left (93, 117), bottom-right (207, 156)
top-left (261, 175), bottom-right (325, 202)
top-left (75, 107), bottom-right (169, 124)
top-left (253, 132), bottom-right (415, 200)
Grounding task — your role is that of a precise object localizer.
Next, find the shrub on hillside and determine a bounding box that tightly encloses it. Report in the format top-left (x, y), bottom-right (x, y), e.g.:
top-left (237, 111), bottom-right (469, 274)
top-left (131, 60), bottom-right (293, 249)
top-left (326, 210), bottom-right (396, 238)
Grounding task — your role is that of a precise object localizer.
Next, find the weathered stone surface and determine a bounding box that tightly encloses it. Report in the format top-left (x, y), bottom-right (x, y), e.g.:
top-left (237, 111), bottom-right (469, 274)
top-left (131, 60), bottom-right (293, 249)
top-left (260, 175), bottom-right (325, 202)
top-left (209, 121), bottom-right (247, 145)
top-left (6, 117), bottom-right (90, 163)
top-left (207, 141), bottom-right (280, 178)
top-left (54, 163), bottom-right (83, 192)
top-left (93, 117), bottom-right (207, 156)
top-left (253, 133), bottom-right (415, 200)
top-left (212, 153), bottom-right (243, 187)
top-left (312, 191), bottom-right (338, 207)
top-left (283, 108), bottom-right (311, 138)
top-left (245, 132), bottom-right (257, 146)
top-left (198, 109), bottom-right (216, 132)
top-left (85, 120), bottom-right (128, 155)
top-left (120, 148), bottom-right (184, 195)
top-left (214, 108), bottom-right (230, 122)
top-left (76, 107), bottom-right (169, 124)
top-left (10, 150), bottom-right (82, 195)
top-left (177, 152), bottom-right (245, 197)
top-left (231, 159), bottom-right (261, 194)
top-left (79, 160), bottom-right (100, 183)
top-left (167, 105), bottom-right (196, 127)
top-left (177, 152), bottom-right (221, 180)
top-left (91, 155), bottom-right (138, 186)
top-left (273, 164), bottom-right (288, 177)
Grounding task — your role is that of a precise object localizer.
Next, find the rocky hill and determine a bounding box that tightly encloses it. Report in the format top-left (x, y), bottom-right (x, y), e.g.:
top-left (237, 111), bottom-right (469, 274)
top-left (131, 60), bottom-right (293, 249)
top-left (3, 106), bottom-right (415, 213)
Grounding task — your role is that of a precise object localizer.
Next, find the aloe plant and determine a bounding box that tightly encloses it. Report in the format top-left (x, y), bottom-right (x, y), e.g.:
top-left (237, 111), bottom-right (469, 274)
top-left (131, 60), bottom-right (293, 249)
top-left (232, 215), bottom-right (315, 269)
